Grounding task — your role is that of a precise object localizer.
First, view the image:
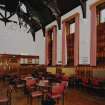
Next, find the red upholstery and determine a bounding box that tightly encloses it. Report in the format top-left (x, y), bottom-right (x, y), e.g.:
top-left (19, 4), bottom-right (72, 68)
top-left (0, 70), bottom-right (5, 78)
top-left (61, 81), bottom-right (68, 89)
top-left (93, 79), bottom-right (100, 86)
top-left (26, 79), bottom-right (36, 87)
top-left (0, 97), bottom-right (8, 102)
top-left (31, 91), bottom-right (43, 97)
top-left (52, 94), bottom-right (62, 99)
top-left (51, 84), bottom-right (65, 105)
top-left (53, 84), bottom-right (64, 93)
top-left (92, 78), bottom-right (105, 86)
top-left (82, 79), bottom-right (88, 87)
top-left (62, 75), bottom-right (69, 81)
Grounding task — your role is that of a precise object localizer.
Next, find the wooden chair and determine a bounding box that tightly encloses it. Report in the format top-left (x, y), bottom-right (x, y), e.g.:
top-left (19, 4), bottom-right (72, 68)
top-left (0, 86), bottom-right (13, 105)
top-left (50, 84), bottom-right (65, 105)
top-left (61, 81), bottom-right (68, 89)
top-left (26, 80), bottom-right (43, 105)
top-left (28, 90), bottom-right (43, 105)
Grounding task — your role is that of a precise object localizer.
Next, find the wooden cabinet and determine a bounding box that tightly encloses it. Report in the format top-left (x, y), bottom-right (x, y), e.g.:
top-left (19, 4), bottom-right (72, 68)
top-left (0, 54), bottom-right (39, 75)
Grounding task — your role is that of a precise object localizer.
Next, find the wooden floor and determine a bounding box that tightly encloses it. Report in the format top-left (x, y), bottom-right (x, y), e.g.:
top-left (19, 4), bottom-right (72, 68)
top-left (0, 80), bottom-right (105, 105)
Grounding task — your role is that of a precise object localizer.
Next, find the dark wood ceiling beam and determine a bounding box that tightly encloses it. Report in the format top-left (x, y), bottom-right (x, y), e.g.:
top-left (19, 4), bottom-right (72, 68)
top-left (56, 15), bottom-right (61, 30)
top-left (43, 0), bottom-right (61, 29)
top-left (25, 1), bottom-right (46, 37)
top-left (19, 1), bottom-right (46, 39)
top-left (79, 0), bottom-right (87, 18)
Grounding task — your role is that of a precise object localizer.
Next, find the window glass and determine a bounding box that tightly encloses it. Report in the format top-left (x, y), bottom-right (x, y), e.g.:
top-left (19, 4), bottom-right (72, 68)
top-left (70, 23), bottom-right (75, 34)
top-left (24, 58), bottom-right (28, 64)
top-left (100, 9), bottom-right (105, 23)
top-left (20, 58), bottom-right (24, 64)
top-left (32, 59), bottom-right (35, 64)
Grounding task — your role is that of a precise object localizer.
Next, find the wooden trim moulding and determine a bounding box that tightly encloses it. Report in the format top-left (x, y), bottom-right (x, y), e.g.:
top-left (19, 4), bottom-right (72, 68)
top-left (90, 0), bottom-right (105, 66)
top-left (90, 0), bottom-right (105, 9)
top-left (62, 13), bottom-right (80, 23)
top-left (62, 12), bottom-right (80, 66)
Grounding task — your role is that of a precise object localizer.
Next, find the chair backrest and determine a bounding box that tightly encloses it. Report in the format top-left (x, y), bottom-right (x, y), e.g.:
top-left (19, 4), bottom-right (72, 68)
top-left (61, 81), bottom-right (68, 89)
top-left (26, 79), bottom-right (36, 87)
top-left (62, 75), bottom-right (69, 81)
top-left (51, 84), bottom-right (64, 95)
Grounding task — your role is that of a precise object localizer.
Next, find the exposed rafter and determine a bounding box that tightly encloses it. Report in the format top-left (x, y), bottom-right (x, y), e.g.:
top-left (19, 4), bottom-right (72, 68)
top-left (20, 0), bottom-right (46, 38)
top-left (0, 7), bottom-right (17, 25)
top-left (79, 0), bottom-right (87, 18)
top-left (43, 0), bottom-right (61, 29)
top-left (0, 0), bottom-right (88, 42)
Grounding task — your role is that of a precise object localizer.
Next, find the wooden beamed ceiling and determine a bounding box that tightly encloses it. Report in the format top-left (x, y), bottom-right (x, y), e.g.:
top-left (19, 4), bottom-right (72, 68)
top-left (0, 0), bottom-right (87, 41)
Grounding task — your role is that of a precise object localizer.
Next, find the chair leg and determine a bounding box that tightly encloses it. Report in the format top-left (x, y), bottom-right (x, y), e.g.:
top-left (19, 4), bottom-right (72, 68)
top-left (8, 98), bottom-right (11, 105)
top-left (29, 96), bottom-right (32, 105)
top-left (29, 95), bottom-right (43, 105)
top-left (37, 96), bottom-right (42, 105)
top-left (62, 95), bottom-right (64, 105)
top-left (56, 98), bottom-right (59, 104)
top-left (27, 95), bottom-right (29, 104)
